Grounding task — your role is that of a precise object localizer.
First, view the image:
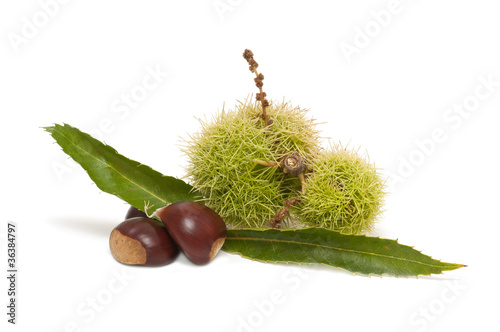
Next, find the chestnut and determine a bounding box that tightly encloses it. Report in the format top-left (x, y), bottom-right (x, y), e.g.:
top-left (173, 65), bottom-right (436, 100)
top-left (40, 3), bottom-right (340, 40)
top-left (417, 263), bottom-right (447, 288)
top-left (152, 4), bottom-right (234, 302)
top-left (109, 217), bottom-right (179, 266)
top-left (125, 205), bottom-right (148, 220)
top-left (154, 201), bottom-right (227, 265)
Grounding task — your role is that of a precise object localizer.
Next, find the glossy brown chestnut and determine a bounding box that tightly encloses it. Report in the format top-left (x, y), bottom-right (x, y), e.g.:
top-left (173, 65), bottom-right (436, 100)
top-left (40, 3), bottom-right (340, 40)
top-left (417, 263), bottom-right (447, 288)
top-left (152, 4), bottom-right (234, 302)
top-left (125, 205), bottom-right (148, 220)
top-left (154, 201), bottom-right (227, 265)
top-left (109, 217), bottom-right (179, 266)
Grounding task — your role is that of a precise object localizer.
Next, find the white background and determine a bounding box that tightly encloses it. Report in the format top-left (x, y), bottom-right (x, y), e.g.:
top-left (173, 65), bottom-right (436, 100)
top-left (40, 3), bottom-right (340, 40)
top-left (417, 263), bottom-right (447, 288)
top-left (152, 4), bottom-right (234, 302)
top-left (1, 1), bottom-right (499, 331)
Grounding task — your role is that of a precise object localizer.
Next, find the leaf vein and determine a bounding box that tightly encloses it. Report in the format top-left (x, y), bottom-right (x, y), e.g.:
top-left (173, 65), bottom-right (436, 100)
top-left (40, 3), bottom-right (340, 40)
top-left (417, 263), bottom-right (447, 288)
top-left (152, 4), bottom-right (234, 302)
top-left (52, 126), bottom-right (168, 207)
top-left (225, 236), bottom-right (445, 268)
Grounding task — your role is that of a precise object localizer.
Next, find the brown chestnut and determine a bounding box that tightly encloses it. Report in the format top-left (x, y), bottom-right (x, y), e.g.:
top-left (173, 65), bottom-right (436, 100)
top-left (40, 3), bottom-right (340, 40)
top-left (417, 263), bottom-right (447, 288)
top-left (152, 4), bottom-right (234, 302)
top-left (109, 217), bottom-right (179, 266)
top-left (125, 205), bottom-right (148, 220)
top-left (154, 201), bottom-right (226, 265)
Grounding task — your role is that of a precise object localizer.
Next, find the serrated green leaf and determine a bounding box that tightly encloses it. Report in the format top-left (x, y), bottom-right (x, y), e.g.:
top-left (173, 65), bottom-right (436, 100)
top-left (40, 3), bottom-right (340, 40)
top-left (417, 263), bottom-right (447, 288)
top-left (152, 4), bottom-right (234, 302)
top-left (223, 228), bottom-right (464, 277)
top-left (45, 123), bottom-right (464, 277)
top-left (44, 123), bottom-right (201, 213)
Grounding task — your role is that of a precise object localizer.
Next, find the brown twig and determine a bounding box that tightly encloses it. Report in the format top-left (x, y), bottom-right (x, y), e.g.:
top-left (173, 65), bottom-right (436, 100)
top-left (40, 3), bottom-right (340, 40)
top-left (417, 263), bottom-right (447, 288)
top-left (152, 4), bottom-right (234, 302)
top-left (269, 197), bottom-right (301, 229)
top-left (243, 49), bottom-right (271, 126)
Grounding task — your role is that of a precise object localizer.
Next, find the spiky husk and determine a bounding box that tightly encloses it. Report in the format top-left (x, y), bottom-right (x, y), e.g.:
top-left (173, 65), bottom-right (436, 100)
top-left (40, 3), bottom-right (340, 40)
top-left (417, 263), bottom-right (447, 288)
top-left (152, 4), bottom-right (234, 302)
top-left (297, 145), bottom-right (386, 234)
top-left (182, 98), bottom-right (320, 228)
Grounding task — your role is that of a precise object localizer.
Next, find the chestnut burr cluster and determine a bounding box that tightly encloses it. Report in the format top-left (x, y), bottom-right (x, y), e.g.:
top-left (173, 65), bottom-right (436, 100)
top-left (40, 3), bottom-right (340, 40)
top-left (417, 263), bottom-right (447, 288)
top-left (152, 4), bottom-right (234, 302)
top-left (109, 201), bottom-right (227, 266)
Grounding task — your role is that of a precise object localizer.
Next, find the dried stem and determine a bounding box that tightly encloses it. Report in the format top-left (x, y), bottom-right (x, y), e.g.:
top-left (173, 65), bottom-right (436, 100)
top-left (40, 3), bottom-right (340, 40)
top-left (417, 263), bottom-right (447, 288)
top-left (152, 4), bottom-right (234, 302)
top-left (253, 159), bottom-right (278, 167)
top-left (253, 151), bottom-right (308, 194)
top-left (270, 197), bottom-right (301, 229)
top-left (243, 49), bottom-right (271, 126)
top-left (242, 49), bottom-right (308, 226)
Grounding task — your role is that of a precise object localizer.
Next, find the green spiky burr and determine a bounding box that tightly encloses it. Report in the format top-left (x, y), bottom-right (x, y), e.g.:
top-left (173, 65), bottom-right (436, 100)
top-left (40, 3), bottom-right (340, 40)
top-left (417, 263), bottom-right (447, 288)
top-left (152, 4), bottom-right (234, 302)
top-left (182, 98), bottom-right (320, 228)
top-left (183, 49), bottom-right (385, 232)
top-left (297, 145), bottom-right (386, 234)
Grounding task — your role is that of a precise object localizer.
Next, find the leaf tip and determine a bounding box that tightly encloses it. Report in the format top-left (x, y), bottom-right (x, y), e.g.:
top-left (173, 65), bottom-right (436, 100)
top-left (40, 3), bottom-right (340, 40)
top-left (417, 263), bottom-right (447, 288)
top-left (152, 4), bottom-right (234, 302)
top-left (42, 125), bottom-right (55, 133)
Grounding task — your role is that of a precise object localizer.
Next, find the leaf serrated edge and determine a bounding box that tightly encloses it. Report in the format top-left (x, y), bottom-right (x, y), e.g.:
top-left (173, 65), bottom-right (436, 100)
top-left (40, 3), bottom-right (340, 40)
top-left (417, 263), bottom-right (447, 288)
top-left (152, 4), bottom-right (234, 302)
top-left (45, 124), bottom-right (169, 206)
top-left (222, 227), bottom-right (465, 277)
top-left (45, 124), bottom-right (465, 277)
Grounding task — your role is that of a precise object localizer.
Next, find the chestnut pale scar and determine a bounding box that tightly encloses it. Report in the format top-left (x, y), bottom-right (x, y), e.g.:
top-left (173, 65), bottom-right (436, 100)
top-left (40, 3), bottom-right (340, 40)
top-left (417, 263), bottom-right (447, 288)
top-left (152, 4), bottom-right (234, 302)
top-left (209, 238), bottom-right (225, 261)
top-left (109, 229), bottom-right (147, 265)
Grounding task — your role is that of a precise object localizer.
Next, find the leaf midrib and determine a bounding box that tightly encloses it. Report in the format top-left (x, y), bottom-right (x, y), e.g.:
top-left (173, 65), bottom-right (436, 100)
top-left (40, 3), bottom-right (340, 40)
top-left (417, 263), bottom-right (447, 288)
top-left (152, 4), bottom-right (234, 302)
top-left (53, 126), bottom-right (168, 206)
